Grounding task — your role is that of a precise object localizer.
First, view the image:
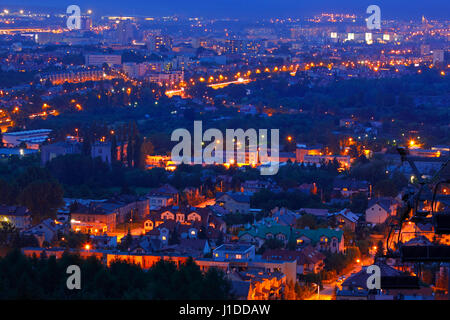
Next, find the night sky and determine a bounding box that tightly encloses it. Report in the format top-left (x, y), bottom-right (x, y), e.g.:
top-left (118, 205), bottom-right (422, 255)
top-left (5, 0), bottom-right (450, 19)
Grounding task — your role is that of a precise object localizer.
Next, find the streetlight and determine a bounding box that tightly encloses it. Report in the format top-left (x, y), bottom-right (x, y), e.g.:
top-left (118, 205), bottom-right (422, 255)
top-left (311, 282), bottom-right (320, 299)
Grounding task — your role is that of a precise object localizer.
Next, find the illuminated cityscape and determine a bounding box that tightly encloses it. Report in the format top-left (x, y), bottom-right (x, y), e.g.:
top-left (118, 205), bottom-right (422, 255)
top-left (0, 1), bottom-right (449, 307)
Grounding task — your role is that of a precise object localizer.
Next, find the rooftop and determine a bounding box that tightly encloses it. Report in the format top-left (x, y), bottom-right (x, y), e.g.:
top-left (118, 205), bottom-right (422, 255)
top-left (214, 244), bottom-right (254, 253)
top-left (3, 129), bottom-right (51, 136)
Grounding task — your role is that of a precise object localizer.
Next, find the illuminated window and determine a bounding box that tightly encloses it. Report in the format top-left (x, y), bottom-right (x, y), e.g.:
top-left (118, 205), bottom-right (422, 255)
top-left (236, 255), bottom-right (242, 259)
top-left (330, 32), bottom-right (337, 39)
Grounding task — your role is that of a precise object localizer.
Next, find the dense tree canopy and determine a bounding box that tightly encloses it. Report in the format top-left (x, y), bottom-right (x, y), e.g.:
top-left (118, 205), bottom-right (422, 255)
top-left (0, 250), bottom-right (232, 300)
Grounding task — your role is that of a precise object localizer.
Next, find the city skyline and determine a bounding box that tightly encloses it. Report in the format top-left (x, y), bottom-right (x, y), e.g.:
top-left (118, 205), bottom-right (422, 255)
top-left (4, 0), bottom-right (450, 19)
top-left (0, 0), bottom-right (448, 304)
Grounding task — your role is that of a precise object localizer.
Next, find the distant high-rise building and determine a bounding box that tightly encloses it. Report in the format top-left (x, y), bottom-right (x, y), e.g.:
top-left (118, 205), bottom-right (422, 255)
top-left (146, 35), bottom-right (173, 51)
top-left (146, 71), bottom-right (184, 86)
top-left (81, 17), bottom-right (93, 31)
top-left (420, 44), bottom-right (431, 56)
top-left (85, 54), bottom-right (122, 67)
top-left (433, 49), bottom-right (445, 65)
top-left (225, 39), bottom-right (244, 54)
top-left (116, 21), bottom-right (136, 45)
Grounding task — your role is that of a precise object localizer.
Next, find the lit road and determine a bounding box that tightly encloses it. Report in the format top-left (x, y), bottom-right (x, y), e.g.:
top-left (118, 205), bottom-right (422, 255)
top-left (164, 58), bottom-right (422, 99)
top-left (195, 198), bottom-right (216, 208)
top-left (305, 263), bottom-right (364, 300)
top-left (0, 28), bottom-right (65, 34)
top-left (165, 78), bottom-right (252, 97)
top-left (207, 78), bottom-right (251, 89)
top-left (305, 284), bottom-right (334, 300)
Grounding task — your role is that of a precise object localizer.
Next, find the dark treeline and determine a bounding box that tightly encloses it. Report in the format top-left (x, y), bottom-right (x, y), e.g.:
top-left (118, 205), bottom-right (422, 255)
top-left (0, 156), bottom-right (64, 223)
top-left (0, 143), bottom-right (406, 214)
top-left (0, 250), bottom-right (232, 300)
top-left (251, 189), bottom-right (323, 212)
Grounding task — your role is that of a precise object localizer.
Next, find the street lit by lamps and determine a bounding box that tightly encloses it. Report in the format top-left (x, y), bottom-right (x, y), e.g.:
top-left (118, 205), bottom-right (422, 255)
top-left (312, 282), bottom-right (320, 299)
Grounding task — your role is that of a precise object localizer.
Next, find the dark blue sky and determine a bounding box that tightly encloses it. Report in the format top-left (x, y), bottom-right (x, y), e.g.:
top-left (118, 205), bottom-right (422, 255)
top-left (6, 0), bottom-right (450, 19)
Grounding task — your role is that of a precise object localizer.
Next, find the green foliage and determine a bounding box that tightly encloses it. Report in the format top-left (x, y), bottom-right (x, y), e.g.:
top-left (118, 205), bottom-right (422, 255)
top-left (301, 272), bottom-right (321, 286)
top-left (222, 213), bottom-right (256, 226)
top-left (0, 178), bottom-right (18, 205)
top-left (349, 159), bottom-right (387, 185)
top-left (375, 240), bottom-right (385, 258)
top-left (0, 222), bottom-right (17, 246)
top-left (46, 154), bottom-right (111, 186)
top-left (257, 238), bottom-right (285, 254)
top-left (355, 239), bottom-right (372, 257)
top-left (349, 192), bottom-right (368, 213)
top-left (0, 70), bottom-right (36, 88)
top-left (0, 158), bottom-right (65, 221)
top-left (323, 247), bottom-right (360, 274)
top-left (373, 179), bottom-right (398, 198)
top-left (17, 180), bottom-right (64, 223)
top-left (295, 214), bottom-right (321, 229)
top-left (0, 251), bottom-right (232, 299)
top-left (61, 231), bottom-right (90, 249)
top-left (252, 189), bottom-right (323, 211)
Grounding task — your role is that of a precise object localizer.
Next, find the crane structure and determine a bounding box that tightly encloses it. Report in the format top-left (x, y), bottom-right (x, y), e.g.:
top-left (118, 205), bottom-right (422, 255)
top-left (385, 148), bottom-right (450, 262)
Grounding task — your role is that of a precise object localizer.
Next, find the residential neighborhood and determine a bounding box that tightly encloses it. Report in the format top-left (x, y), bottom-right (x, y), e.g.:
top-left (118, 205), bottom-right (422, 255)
top-left (0, 1), bottom-right (449, 305)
